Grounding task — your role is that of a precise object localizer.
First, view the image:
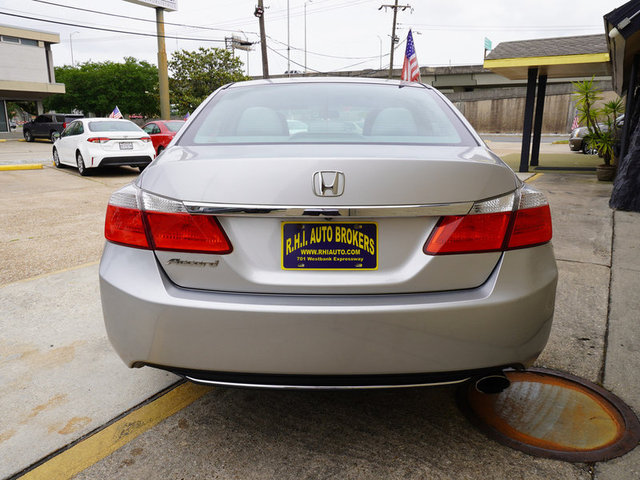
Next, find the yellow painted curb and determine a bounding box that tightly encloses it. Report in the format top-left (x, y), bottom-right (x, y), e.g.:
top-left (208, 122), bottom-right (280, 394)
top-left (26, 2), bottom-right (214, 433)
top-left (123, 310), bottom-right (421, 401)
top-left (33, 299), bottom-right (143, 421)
top-left (526, 173), bottom-right (544, 183)
top-left (0, 139), bottom-right (6, 142)
top-left (18, 382), bottom-right (211, 480)
top-left (0, 164), bottom-right (43, 171)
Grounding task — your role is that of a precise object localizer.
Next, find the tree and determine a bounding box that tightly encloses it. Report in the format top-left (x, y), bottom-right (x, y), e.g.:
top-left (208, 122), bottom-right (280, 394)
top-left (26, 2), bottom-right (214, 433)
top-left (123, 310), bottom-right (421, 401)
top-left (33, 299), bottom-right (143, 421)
top-left (44, 58), bottom-right (159, 116)
top-left (169, 47), bottom-right (248, 114)
top-left (572, 78), bottom-right (624, 166)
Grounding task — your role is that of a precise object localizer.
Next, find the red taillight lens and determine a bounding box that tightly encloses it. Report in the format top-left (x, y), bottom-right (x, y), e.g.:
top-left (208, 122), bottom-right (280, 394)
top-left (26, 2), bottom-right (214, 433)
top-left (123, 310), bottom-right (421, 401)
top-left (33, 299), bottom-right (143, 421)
top-left (63, 122), bottom-right (67, 129)
top-left (145, 212), bottom-right (232, 254)
top-left (424, 187), bottom-right (552, 255)
top-left (424, 212), bottom-right (512, 255)
top-left (104, 186), bottom-right (233, 254)
top-left (140, 136), bottom-right (152, 143)
top-left (105, 205), bottom-right (149, 248)
top-left (88, 137), bottom-right (110, 143)
top-left (507, 205), bottom-right (552, 249)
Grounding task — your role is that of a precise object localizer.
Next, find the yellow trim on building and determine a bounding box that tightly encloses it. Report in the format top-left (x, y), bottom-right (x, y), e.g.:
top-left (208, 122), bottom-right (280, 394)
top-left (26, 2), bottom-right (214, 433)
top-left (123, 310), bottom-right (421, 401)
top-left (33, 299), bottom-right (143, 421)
top-left (484, 53), bottom-right (610, 69)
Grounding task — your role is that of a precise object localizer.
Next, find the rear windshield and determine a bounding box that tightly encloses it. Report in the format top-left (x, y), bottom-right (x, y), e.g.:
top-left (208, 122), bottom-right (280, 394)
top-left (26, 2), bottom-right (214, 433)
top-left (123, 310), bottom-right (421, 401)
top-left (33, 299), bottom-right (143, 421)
top-left (88, 121), bottom-right (141, 132)
top-left (178, 83), bottom-right (477, 146)
top-left (165, 121), bottom-right (185, 133)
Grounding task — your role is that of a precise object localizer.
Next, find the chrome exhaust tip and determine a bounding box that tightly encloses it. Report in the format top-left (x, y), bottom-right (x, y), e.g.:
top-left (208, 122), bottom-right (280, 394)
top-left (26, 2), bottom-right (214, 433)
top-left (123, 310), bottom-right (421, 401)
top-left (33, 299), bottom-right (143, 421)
top-left (474, 374), bottom-right (511, 394)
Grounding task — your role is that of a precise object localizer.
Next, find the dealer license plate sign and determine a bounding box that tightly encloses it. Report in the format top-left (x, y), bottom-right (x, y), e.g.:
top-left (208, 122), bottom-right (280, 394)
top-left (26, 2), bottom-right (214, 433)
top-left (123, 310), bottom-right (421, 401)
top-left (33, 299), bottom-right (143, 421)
top-left (282, 222), bottom-right (377, 270)
top-left (119, 142), bottom-right (133, 150)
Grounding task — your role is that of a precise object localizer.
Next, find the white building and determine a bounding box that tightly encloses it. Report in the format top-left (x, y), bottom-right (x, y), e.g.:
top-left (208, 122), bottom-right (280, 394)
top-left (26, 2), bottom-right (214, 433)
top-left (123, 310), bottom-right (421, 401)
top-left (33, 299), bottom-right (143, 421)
top-left (0, 24), bottom-right (65, 134)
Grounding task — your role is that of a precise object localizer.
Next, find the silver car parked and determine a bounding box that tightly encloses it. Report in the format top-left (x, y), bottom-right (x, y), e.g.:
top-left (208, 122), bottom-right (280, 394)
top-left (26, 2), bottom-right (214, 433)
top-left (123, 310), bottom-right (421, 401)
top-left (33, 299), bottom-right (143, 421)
top-left (100, 78), bottom-right (557, 389)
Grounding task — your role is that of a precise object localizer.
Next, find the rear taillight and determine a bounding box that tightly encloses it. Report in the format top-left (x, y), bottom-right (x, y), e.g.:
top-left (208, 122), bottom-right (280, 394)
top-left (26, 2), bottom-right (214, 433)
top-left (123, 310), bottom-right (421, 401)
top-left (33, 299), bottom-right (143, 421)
top-left (105, 205), bottom-right (148, 248)
top-left (88, 137), bottom-right (110, 143)
top-left (140, 137), bottom-right (152, 143)
top-left (424, 184), bottom-right (552, 255)
top-left (104, 184), bottom-right (232, 254)
top-left (62, 122), bottom-right (67, 129)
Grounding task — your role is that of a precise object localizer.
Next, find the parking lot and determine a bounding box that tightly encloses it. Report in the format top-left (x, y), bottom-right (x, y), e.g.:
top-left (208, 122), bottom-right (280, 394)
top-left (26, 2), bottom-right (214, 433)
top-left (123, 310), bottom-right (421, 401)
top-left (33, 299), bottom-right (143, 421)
top-left (1, 139), bottom-right (639, 479)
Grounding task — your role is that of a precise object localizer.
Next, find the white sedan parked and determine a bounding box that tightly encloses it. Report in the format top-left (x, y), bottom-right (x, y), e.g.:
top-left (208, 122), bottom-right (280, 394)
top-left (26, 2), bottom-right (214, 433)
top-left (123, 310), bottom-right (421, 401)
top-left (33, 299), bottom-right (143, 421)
top-left (52, 118), bottom-right (156, 175)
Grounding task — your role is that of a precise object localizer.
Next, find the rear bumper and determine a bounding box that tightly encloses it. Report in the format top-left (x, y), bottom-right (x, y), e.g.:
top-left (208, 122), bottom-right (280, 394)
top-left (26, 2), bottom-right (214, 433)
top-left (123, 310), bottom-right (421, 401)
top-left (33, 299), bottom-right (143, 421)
top-left (569, 138), bottom-right (583, 151)
top-left (151, 365), bottom-right (520, 389)
top-left (99, 243), bottom-right (557, 381)
top-left (96, 155), bottom-right (153, 167)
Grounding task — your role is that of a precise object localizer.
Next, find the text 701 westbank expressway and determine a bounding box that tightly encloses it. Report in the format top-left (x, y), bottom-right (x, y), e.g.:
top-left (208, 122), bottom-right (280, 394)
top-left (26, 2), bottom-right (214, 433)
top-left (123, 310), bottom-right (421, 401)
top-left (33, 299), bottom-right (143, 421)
top-left (99, 78), bottom-right (557, 390)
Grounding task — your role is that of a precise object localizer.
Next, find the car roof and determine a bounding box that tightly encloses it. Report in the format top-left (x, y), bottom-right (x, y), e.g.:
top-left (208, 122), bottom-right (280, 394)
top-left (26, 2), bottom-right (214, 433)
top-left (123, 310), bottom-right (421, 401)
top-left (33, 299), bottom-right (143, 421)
top-left (80, 117), bottom-right (133, 122)
top-left (225, 76), bottom-right (433, 90)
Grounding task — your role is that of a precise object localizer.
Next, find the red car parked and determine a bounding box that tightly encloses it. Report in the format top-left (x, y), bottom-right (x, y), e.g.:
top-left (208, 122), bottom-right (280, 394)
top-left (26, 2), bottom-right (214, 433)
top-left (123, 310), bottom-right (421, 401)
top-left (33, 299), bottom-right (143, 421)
top-left (141, 120), bottom-right (185, 155)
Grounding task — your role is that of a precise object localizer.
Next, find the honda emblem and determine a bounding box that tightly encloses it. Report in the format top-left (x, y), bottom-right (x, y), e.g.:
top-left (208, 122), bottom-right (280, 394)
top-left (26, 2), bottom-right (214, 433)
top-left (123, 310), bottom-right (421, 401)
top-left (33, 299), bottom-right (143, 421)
top-left (313, 171), bottom-right (345, 197)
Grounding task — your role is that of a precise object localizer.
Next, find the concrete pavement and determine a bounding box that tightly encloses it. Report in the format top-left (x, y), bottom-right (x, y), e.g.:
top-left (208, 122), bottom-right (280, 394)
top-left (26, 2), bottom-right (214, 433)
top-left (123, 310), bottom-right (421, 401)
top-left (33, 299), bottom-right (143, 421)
top-left (1, 138), bottom-right (639, 479)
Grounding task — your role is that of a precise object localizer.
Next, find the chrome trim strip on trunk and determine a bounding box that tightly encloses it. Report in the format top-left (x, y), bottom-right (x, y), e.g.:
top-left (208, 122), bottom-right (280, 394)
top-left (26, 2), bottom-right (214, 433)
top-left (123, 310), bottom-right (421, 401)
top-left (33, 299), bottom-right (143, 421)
top-left (184, 376), bottom-right (470, 390)
top-left (182, 202), bottom-right (474, 217)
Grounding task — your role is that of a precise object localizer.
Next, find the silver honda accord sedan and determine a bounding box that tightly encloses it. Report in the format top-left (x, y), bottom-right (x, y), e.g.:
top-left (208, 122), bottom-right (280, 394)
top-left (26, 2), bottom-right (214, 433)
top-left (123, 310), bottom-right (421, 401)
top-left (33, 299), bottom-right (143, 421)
top-left (99, 78), bottom-right (557, 389)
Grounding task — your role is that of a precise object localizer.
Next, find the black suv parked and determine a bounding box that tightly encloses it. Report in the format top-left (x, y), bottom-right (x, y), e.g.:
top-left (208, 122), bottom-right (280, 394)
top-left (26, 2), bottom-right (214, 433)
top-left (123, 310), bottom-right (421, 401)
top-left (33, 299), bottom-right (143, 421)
top-left (23, 114), bottom-right (84, 142)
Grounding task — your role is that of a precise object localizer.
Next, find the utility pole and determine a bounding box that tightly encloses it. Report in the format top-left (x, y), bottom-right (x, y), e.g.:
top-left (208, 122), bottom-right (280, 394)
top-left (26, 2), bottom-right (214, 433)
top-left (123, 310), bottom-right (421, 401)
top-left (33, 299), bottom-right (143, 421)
top-left (287, 0), bottom-right (291, 75)
top-left (255, 1), bottom-right (269, 78)
top-left (123, 0), bottom-right (176, 119)
top-left (379, 1), bottom-right (411, 79)
top-left (156, 7), bottom-right (170, 120)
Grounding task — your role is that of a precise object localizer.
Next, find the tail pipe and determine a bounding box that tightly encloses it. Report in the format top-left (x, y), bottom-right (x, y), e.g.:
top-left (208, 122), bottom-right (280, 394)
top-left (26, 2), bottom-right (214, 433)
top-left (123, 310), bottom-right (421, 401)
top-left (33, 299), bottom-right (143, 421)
top-left (474, 373), bottom-right (511, 394)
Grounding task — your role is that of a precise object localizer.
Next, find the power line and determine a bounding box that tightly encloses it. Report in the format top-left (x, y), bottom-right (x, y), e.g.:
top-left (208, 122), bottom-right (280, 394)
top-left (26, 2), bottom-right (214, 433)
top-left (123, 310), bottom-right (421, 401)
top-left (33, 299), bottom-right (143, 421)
top-left (266, 44), bottom-right (323, 73)
top-left (208, 0), bottom-right (374, 31)
top-left (0, 10), bottom-right (226, 43)
top-left (21, 2), bottom-right (384, 63)
top-left (266, 37), bottom-right (405, 75)
top-left (10, 1), bottom-right (396, 74)
top-left (31, 0), bottom-right (259, 35)
top-left (400, 22), bottom-right (603, 32)
top-left (267, 35), bottom-right (383, 60)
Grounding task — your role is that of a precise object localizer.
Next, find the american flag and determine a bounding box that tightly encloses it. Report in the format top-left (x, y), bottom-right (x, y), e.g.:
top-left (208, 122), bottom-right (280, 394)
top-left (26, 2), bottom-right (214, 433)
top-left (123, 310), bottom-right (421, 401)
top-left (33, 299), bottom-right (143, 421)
top-left (401, 30), bottom-right (420, 82)
top-left (108, 106), bottom-right (123, 119)
top-left (571, 114), bottom-right (579, 130)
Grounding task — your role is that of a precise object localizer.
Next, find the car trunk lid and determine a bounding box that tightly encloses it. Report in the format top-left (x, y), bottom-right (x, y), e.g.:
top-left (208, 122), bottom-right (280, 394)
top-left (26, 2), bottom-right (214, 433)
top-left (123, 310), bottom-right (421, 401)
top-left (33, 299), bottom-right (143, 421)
top-left (138, 144), bottom-right (517, 294)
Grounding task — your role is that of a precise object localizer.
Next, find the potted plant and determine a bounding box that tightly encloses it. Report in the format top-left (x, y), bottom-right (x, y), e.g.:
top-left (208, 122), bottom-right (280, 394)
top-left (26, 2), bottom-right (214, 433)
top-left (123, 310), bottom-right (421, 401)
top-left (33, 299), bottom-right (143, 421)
top-left (572, 78), bottom-right (624, 181)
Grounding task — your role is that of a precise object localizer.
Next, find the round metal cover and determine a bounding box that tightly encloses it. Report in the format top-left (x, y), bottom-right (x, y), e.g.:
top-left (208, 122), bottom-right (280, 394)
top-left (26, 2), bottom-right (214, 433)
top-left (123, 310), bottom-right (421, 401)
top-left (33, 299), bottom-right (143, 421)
top-left (457, 368), bottom-right (640, 462)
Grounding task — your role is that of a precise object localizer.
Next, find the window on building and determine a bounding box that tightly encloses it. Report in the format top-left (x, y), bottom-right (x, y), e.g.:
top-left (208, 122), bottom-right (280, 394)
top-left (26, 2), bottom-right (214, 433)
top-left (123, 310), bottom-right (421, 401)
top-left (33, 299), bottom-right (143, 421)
top-left (0, 36), bottom-right (39, 46)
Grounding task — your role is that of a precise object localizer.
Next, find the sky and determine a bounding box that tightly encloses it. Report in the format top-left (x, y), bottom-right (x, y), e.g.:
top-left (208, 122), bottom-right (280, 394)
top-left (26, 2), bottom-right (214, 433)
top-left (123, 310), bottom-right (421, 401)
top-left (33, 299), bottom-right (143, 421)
top-left (0, 0), bottom-right (628, 76)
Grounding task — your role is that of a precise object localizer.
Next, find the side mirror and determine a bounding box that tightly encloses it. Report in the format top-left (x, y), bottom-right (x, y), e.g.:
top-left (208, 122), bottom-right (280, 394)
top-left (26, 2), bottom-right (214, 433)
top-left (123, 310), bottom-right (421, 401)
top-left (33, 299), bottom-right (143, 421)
top-left (53, 132), bottom-right (61, 141)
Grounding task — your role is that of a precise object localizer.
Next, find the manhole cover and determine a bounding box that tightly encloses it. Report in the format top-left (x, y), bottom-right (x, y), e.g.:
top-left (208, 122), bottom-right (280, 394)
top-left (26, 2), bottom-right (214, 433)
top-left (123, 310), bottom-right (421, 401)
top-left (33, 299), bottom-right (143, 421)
top-left (457, 368), bottom-right (640, 462)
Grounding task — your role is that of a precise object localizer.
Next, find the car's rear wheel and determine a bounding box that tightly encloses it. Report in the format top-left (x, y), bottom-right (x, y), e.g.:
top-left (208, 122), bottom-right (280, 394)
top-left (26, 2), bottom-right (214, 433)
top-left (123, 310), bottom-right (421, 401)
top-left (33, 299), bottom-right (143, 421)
top-left (53, 148), bottom-right (63, 168)
top-left (76, 152), bottom-right (89, 176)
top-left (156, 145), bottom-right (164, 155)
top-left (582, 142), bottom-right (597, 155)
top-left (24, 130), bottom-right (33, 142)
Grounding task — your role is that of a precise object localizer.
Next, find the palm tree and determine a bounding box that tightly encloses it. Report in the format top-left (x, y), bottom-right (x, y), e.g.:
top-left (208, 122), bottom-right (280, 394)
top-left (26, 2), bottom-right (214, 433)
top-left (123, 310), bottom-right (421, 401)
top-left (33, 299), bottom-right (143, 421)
top-left (572, 78), bottom-right (624, 166)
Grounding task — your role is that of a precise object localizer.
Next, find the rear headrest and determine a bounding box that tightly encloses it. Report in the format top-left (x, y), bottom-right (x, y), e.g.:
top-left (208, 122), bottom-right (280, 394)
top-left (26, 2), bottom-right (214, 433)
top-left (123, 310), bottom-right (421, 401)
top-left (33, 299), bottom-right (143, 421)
top-left (236, 107), bottom-right (288, 136)
top-left (364, 107), bottom-right (419, 136)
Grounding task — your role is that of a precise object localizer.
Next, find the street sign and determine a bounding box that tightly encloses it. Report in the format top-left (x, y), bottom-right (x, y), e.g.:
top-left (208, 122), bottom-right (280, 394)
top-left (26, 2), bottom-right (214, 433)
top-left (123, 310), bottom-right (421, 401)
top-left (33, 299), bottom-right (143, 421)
top-left (484, 37), bottom-right (492, 51)
top-left (123, 0), bottom-right (177, 11)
